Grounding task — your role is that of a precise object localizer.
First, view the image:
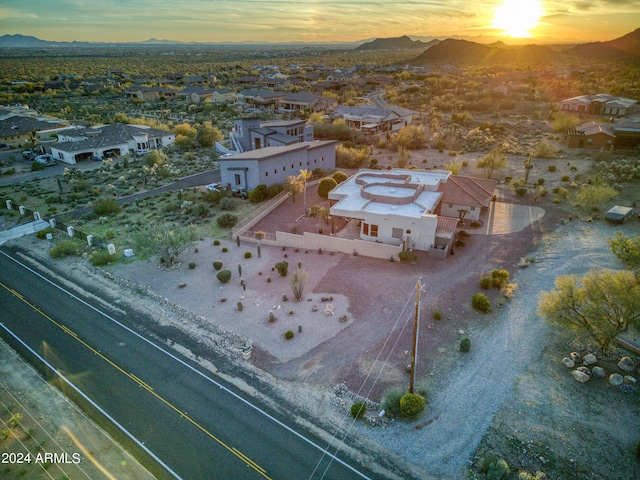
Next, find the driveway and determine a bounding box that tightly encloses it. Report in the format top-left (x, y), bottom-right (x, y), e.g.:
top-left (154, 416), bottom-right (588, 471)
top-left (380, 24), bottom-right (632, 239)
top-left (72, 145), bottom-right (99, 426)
top-left (470, 201), bottom-right (545, 235)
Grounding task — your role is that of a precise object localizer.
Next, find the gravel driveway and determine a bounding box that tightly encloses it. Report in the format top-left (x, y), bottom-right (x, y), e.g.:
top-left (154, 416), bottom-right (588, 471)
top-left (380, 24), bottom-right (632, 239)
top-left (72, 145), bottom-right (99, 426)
top-left (360, 220), bottom-right (637, 478)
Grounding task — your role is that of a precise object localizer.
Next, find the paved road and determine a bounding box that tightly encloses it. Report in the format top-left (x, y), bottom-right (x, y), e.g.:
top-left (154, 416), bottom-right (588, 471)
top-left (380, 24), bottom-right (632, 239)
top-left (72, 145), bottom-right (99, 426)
top-left (0, 248), bottom-right (377, 480)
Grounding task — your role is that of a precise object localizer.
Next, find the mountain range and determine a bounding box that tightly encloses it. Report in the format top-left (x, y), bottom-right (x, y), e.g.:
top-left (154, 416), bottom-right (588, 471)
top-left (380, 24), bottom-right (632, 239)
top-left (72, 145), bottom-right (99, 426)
top-left (355, 35), bottom-right (438, 51)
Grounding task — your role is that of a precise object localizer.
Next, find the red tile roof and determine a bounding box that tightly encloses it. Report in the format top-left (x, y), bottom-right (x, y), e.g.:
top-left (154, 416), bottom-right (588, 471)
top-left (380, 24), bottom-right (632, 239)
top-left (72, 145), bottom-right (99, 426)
top-left (436, 216), bottom-right (459, 233)
top-left (439, 176), bottom-right (497, 208)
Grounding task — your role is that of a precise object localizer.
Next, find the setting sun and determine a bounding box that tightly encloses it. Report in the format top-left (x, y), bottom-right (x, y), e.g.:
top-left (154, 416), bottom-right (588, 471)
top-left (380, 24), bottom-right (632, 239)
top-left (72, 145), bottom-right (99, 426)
top-left (491, 0), bottom-right (544, 38)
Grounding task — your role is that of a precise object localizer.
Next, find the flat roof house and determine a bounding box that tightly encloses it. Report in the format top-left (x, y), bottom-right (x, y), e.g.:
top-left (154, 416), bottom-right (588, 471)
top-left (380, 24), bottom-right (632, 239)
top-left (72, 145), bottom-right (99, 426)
top-left (219, 140), bottom-right (337, 191)
top-left (229, 117), bottom-right (314, 153)
top-left (331, 105), bottom-right (416, 133)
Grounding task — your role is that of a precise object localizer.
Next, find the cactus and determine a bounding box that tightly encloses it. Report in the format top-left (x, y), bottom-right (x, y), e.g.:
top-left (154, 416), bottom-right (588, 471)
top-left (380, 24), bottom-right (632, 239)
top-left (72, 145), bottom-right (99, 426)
top-left (268, 310), bottom-right (276, 323)
top-left (237, 301), bottom-right (243, 312)
top-left (236, 235), bottom-right (240, 247)
top-left (257, 244), bottom-right (261, 258)
top-left (238, 264), bottom-right (242, 276)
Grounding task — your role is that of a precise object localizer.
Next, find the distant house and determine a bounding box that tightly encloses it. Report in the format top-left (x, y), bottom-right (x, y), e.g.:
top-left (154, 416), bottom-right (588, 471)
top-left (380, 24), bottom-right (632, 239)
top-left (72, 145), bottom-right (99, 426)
top-left (560, 94), bottom-right (639, 118)
top-left (228, 117), bottom-right (314, 153)
top-left (237, 90), bottom-right (287, 109)
top-left (50, 123), bottom-right (175, 164)
top-left (125, 86), bottom-right (177, 102)
top-left (0, 115), bottom-right (65, 147)
top-left (331, 105), bottom-right (416, 133)
top-left (567, 121), bottom-right (616, 149)
top-left (178, 86), bottom-right (236, 104)
top-left (278, 92), bottom-right (338, 113)
top-left (613, 120), bottom-right (640, 149)
top-left (219, 140), bottom-right (337, 191)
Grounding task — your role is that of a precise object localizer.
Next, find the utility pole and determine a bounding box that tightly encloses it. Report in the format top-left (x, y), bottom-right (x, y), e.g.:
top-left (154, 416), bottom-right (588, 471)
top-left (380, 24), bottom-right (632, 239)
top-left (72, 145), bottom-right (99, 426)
top-left (409, 277), bottom-right (422, 394)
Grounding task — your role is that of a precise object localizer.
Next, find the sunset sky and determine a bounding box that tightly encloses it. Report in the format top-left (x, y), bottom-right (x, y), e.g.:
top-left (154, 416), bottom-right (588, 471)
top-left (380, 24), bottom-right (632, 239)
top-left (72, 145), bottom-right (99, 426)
top-left (1, 0), bottom-right (638, 44)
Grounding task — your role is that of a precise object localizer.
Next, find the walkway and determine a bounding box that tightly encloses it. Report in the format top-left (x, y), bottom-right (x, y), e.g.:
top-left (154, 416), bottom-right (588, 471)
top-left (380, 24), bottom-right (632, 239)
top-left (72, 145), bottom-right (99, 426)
top-left (0, 220), bottom-right (50, 246)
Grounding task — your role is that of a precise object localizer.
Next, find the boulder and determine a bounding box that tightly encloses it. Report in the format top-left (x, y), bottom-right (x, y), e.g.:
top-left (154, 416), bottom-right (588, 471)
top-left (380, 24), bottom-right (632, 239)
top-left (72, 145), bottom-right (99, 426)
top-left (591, 366), bottom-right (605, 379)
top-left (570, 352), bottom-right (581, 363)
top-left (618, 357), bottom-right (635, 372)
top-left (624, 376), bottom-right (636, 385)
top-left (583, 353), bottom-right (597, 365)
top-left (576, 366), bottom-right (590, 374)
top-left (571, 370), bottom-right (590, 383)
top-left (609, 373), bottom-right (624, 386)
top-left (562, 357), bottom-right (575, 368)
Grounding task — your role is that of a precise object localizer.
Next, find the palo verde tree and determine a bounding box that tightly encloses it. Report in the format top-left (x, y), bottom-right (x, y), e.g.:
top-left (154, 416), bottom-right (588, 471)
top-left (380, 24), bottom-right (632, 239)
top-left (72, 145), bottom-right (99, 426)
top-left (284, 174), bottom-right (304, 203)
top-left (538, 269), bottom-right (640, 352)
top-left (476, 146), bottom-right (507, 180)
top-left (134, 223), bottom-right (199, 267)
top-left (608, 231), bottom-right (640, 272)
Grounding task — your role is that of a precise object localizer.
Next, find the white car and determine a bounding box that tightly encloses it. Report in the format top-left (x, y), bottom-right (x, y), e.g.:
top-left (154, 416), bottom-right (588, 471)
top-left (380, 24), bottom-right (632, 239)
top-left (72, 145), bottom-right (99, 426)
top-left (35, 154), bottom-right (56, 166)
top-left (206, 183), bottom-right (225, 191)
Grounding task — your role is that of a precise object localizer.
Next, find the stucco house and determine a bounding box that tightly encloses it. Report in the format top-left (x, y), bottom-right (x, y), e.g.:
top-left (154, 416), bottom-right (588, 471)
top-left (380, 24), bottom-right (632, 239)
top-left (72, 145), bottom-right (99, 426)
top-left (228, 117), bottom-right (314, 153)
top-left (125, 86), bottom-right (177, 102)
top-left (567, 121), bottom-right (616, 149)
top-left (0, 115), bottom-right (66, 147)
top-left (560, 94), bottom-right (638, 118)
top-left (328, 169), bottom-right (496, 254)
top-left (219, 140), bottom-right (337, 191)
top-left (437, 176), bottom-right (497, 221)
top-left (178, 86), bottom-right (236, 104)
top-left (278, 92), bottom-right (338, 113)
top-left (330, 105), bottom-right (416, 133)
top-left (50, 123), bottom-right (175, 164)
top-left (237, 90), bottom-right (287, 109)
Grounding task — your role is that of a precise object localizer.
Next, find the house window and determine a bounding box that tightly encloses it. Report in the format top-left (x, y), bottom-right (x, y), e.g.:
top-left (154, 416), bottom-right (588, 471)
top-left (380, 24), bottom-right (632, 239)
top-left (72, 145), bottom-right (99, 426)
top-left (291, 164), bottom-right (294, 169)
top-left (370, 225), bottom-right (378, 237)
top-left (265, 172), bottom-right (268, 176)
top-left (283, 166), bottom-right (286, 171)
top-left (234, 173), bottom-right (241, 185)
top-left (392, 227), bottom-right (403, 239)
top-left (449, 203), bottom-right (453, 208)
top-left (274, 169), bottom-right (278, 174)
top-left (470, 206), bottom-right (476, 211)
top-left (362, 223), bottom-right (369, 235)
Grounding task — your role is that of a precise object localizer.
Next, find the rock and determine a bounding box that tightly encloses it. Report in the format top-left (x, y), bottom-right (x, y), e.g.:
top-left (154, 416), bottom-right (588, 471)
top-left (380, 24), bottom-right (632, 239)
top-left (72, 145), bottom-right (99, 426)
top-left (618, 357), bottom-right (635, 372)
top-left (591, 366), bottom-right (605, 379)
top-left (583, 353), bottom-right (597, 365)
top-left (562, 357), bottom-right (575, 368)
top-left (609, 373), bottom-right (624, 386)
top-left (571, 370), bottom-right (590, 383)
top-left (624, 375), bottom-right (636, 384)
top-left (576, 366), bottom-right (590, 374)
top-left (570, 352), bottom-right (581, 363)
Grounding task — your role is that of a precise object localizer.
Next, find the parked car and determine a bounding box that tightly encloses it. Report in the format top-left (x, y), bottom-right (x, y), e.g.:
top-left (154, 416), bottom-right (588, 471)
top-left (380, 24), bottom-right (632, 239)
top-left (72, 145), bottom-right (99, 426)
top-left (206, 183), bottom-right (225, 191)
top-left (232, 188), bottom-right (249, 199)
top-left (22, 150), bottom-right (37, 161)
top-left (35, 154), bottom-right (56, 166)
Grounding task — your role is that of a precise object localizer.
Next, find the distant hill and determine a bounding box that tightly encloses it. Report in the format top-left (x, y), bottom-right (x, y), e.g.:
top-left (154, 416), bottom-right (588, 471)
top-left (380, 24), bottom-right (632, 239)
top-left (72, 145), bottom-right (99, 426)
top-left (356, 35), bottom-right (438, 51)
top-left (409, 29), bottom-right (640, 65)
top-left (567, 28), bottom-right (640, 60)
top-left (0, 34), bottom-right (54, 48)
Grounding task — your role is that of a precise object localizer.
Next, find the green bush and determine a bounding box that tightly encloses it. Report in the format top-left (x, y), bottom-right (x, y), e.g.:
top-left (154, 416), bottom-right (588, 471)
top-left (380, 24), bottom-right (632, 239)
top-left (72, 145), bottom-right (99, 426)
top-left (432, 310), bottom-right (442, 321)
top-left (479, 276), bottom-right (493, 289)
top-left (248, 184), bottom-right (269, 203)
top-left (213, 260), bottom-right (223, 270)
top-left (219, 197), bottom-right (236, 211)
top-left (49, 239), bottom-right (82, 258)
top-left (472, 293), bottom-right (491, 313)
top-left (548, 165), bottom-right (556, 172)
top-left (486, 457), bottom-right (510, 480)
top-left (381, 386), bottom-right (405, 417)
top-left (31, 161), bottom-right (45, 171)
top-left (275, 261), bottom-right (289, 277)
top-left (93, 197), bottom-right (122, 216)
top-left (350, 402), bottom-right (367, 419)
top-left (515, 187), bottom-right (527, 197)
top-left (217, 213), bottom-right (238, 228)
top-left (222, 247), bottom-right (228, 252)
top-left (284, 330), bottom-right (294, 340)
top-left (459, 337), bottom-right (471, 352)
top-left (216, 269), bottom-right (231, 283)
top-left (188, 262), bottom-right (196, 270)
top-left (244, 251), bottom-right (252, 259)
top-left (491, 269), bottom-right (509, 288)
top-left (213, 239), bottom-right (220, 246)
top-left (561, 175), bottom-right (570, 182)
top-left (470, 221), bottom-right (481, 228)
top-left (36, 228), bottom-right (54, 240)
top-left (90, 250), bottom-right (117, 266)
top-left (318, 177), bottom-right (338, 199)
top-left (332, 171), bottom-right (348, 184)
top-left (399, 392), bottom-right (426, 419)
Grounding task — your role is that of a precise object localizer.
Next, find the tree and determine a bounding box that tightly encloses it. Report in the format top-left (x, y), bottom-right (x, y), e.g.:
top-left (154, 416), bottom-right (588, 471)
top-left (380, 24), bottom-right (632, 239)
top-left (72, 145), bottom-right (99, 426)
top-left (284, 175), bottom-right (304, 203)
top-left (196, 121), bottom-right (223, 148)
top-left (318, 177), bottom-right (338, 199)
top-left (575, 182), bottom-right (617, 210)
top-left (608, 232), bottom-right (640, 271)
top-left (144, 149), bottom-right (167, 167)
top-left (538, 270), bottom-right (640, 352)
top-left (332, 171), bottom-right (348, 184)
top-left (135, 223), bottom-right (199, 267)
top-left (299, 169), bottom-right (312, 212)
top-left (476, 146), bottom-right (507, 179)
top-left (444, 159), bottom-right (463, 175)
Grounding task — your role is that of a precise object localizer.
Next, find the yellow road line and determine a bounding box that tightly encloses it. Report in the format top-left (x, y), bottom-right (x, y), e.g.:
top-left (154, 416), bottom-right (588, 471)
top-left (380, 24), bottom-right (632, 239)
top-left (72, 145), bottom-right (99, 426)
top-left (0, 281), bottom-right (272, 479)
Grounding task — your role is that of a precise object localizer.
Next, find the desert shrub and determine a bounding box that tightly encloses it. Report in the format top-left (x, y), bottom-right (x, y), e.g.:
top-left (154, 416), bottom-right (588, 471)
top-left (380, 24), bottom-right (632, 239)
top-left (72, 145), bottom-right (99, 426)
top-left (537, 178), bottom-right (545, 186)
top-left (31, 161), bottom-right (45, 171)
top-left (217, 213), bottom-right (238, 228)
top-left (459, 337), bottom-right (471, 352)
top-left (432, 310), bottom-right (442, 321)
top-left (501, 283), bottom-right (518, 299)
top-left (504, 176), bottom-right (512, 183)
top-left (318, 177), bottom-right (338, 199)
top-left (275, 261), bottom-right (288, 277)
top-left (222, 247), bottom-right (228, 252)
top-left (284, 330), bottom-right (294, 340)
top-left (36, 228), bottom-right (54, 239)
top-left (93, 197), bottom-right (121, 216)
top-left (479, 276), bottom-right (493, 289)
top-left (381, 386), bottom-right (405, 417)
top-left (188, 262), bottom-right (196, 270)
top-left (90, 250), bottom-right (117, 266)
top-left (398, 251), bottom-right (409, 261)
top-left (472, 293), bottom-right (491, 313)
top-left (219, 197), bottom-right (237, 211)
top-left (216, 269), bottom-right (231, 283)
top-left (636, 441), bottom-right (640, 461)
top-left (484, 456), bottom-right (510, 480)
top-left (213, 239), bottom-right (220, 245)
top-left (547, 165), bottom-right (556, 172)
top-left (244, 251), bottom-right (252, 259)
top-left (350, 402), bottom-right (367, 419)
top-left (213, 260), bottom-right (223, 270)
top-left (518, 471), bottom-right (547, 480)
top-left (399, 392), bottom-right (426, 419)
top-left (458, 230), bottom-right (470, 237)
top-left (49, 239), bottom-right (82, 258)
top-left (515, 187), bottom-right (527, 197)
top-left (248, 184), bottom-right (269, 203)
top-left (491, 269), bottom-right (510, 287)
top-left (332, 171), bottom-right (348, 184)
top-left (470, 221), bottom-right (481, 228)
top-left (455, 239), bottom-right (466, 247)
top-left (561, 175), bottom-right (570, 182)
